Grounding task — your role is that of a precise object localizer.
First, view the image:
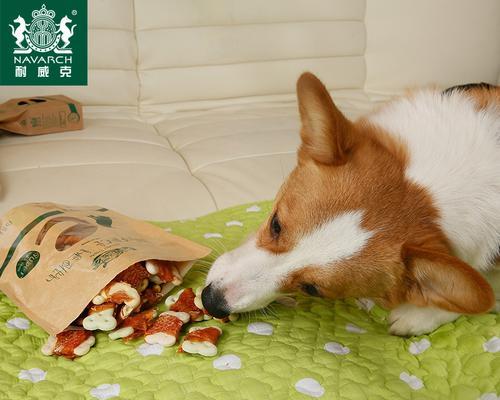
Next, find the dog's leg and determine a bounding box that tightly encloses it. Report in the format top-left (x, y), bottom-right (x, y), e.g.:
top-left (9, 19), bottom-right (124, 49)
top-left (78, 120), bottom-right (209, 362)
top-left (388, 304), bottom-right (460, 336)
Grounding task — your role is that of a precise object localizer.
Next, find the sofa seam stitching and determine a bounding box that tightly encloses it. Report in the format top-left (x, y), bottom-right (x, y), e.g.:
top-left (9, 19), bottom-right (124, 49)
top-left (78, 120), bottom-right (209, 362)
top-left (152, 125), bottom-right (219, 211)
top-left (132, 0), bottom-right (142, 117)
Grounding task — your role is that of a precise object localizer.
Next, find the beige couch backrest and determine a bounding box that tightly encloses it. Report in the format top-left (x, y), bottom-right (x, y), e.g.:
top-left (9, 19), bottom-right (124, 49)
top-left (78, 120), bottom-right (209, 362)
top-left (1, 0), bottom-right (499, 111)
top-left (135, 0), bottom-right (366, 111)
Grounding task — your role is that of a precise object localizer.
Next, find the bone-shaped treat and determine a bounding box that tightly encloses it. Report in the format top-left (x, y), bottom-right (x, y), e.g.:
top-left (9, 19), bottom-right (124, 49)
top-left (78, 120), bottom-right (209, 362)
top-left (116, 308), bottom-right (157, 341)
top-left (82, 304), bottom-right (117, 331)
top-left (114, 262), bottom-right (150, 292)
top-left (146, 260), bottom-right (182, 285)
top-left (179, 326), bottom-right (222, 357)
top-left (42, 329), bottom-right (95, 359)
top-left (92, 281), bottom-right (141, 319)
top-left (144, 311), bottom-right (190, 347)
top-left (167, 288), bottom-right (204, 322)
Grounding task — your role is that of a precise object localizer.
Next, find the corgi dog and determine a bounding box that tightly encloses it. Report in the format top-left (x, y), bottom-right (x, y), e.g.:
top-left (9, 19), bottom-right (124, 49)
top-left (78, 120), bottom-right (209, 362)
top-left (202, 73), bottom-right (500, 336)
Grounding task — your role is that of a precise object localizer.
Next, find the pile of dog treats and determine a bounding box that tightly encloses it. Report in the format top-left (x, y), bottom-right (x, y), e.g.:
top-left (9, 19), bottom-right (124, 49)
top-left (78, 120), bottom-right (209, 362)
top-left (41, 260), bottom-right (235, 359)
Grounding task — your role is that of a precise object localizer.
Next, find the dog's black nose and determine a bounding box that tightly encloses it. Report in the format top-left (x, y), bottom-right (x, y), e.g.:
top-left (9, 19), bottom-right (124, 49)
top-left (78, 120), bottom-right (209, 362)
top-left (201, 283), bottom-right (230, 319)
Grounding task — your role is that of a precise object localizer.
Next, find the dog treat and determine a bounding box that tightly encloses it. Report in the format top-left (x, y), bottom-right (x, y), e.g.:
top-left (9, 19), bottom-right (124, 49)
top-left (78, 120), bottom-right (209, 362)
top-left (179, 326), bottom-right (222, 357)
top-left (214, 314), bottom-right (240, 323)
top-left (194, 287), bottom-right (239, 322)
top-left (118, 308), bottom-right (157, 341)
top-left (145, 260), bottom-right (159, 275)
top-left (194, 287), bottom-right (205, 311)
top-left (44, 260), bottom-right (187, 357)
top-left (167, 288), bottom-right (204, 322)
top-left (82, 306), bottom-right (117, 332)
top-left (42, 329), bottom-right (95, 359)
top-left (146, 260), bottom-right (182, 286)
top-left (82, 303), bottom-right (117, 331)
top-left (108, 327), bottom-right (135, 340)
top-left (140, 285), bottom-right (165, 310)
top-left (55, 234), bottom-right (84, 251)
top-left (165, 288), bottom-right (184, 308)
top-left (87, 302), bottom-right (116, 315)
top-left (144, 311), bottom-right (190, 347)
top-left (93, 281), bottom-right (141, 319)
top-left (0, 203), bottom-right (210, 360)
top-left (114, 262), bottom-right (150, 292)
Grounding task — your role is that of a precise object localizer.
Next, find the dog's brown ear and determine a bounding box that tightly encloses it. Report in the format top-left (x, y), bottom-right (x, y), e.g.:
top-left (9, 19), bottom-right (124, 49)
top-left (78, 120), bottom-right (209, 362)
top-left (296, 72), bottom-right (354, 165)
top-left (403, 245), bottom-right (495, 314)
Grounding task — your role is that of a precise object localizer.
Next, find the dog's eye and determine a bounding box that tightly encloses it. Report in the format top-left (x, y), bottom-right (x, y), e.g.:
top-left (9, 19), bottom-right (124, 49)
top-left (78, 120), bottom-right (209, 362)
top-left (301, 283), bottom-right (320, 297)
top-left (270, 213), bottom-right (281, 238)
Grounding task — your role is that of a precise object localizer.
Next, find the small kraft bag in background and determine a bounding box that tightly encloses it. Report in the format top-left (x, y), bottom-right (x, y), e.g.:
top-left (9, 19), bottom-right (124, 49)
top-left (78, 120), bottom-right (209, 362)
top-left (0, 203), bottom-right (211, 335)
top-left (0, 95), bottom-right (83, 135)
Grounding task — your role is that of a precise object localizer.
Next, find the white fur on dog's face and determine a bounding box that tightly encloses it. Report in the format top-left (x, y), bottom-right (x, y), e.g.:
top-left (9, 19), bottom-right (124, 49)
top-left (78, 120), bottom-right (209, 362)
top-left (206, 211), bottom-right (373, 313)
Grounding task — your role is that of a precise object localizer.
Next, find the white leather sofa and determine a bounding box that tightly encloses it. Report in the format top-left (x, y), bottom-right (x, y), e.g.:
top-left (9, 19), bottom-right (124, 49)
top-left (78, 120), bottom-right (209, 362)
top-left (1, 0), bottom-right (499, 221)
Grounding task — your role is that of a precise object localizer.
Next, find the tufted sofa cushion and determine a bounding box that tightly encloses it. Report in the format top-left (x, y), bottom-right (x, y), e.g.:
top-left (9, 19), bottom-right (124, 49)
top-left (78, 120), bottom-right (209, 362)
top-left (0, 0), bottom-right (499, 219)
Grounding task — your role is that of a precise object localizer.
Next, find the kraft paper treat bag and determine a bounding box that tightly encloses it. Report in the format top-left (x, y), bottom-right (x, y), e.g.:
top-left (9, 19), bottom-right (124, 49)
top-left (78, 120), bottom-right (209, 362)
top-left (0, 95), bottom-right (83, 135)
top-left (0, 203), bottom-right (211, 335)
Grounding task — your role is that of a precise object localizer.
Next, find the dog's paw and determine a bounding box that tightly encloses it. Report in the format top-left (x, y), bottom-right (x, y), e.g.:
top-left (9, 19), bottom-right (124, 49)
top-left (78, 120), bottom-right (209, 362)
top-left (388, 304), bottom-right (460, 336)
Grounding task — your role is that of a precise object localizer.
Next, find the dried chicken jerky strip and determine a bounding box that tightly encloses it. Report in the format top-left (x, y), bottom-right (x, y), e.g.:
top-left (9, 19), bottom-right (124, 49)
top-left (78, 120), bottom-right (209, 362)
top-left (140, 284), bottom-right (165, 310)
top-left (114, 262), bottom-right (150, 292)
top-left (144, 311), bottom-right (190, 347)
top-left (164, 288), bottom-right (184, 308)
top-left (42, 329), bottom-right (95, 359)
top-left (87, 302), bottom-right (116, 315)
top-left (179, 326), bottom-right (222, 357)
top-left (146, 260), bottom-right (182, 285)
top-left (167, 288), bottom-right (204, 321)
top-left (113, 308), bottom-right (157, 342)
top-left (92, 281), bottom-right (140, 319)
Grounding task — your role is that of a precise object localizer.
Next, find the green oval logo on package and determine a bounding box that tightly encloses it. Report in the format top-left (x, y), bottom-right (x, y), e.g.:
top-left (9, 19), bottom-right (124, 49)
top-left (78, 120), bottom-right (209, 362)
top-left (16, 250), bottom-right (40, 278)
top-left (0, 1), bottom-right (88, 85)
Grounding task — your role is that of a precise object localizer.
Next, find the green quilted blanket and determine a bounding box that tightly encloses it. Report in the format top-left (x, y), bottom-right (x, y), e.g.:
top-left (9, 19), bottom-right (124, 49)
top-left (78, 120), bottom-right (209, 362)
top-left (0, 202), bottom-right (498, 400)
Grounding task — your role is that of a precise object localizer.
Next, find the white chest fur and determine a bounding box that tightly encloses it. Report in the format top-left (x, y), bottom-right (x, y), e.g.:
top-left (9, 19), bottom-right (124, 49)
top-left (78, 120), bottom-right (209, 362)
top-left (369, 90), bottom-right (500, 271)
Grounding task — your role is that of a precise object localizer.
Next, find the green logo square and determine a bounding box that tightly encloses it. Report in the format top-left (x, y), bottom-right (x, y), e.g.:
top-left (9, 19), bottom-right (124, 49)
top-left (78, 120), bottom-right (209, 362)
top-left (0, 0), bottom-right (87, 86)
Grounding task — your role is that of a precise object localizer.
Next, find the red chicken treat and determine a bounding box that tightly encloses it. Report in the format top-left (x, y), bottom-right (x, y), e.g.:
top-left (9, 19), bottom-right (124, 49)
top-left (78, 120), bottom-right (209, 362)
top-left (92, 281), bottom-right (141, 319)
top-left (41, 329), bottom-right (95, 359)
top-left (144, 311), bottom-right (190, 347)
top-left (111, 308), bottom-right (157, 341)
top-left (179, 326), bottom-right (222, 357)
top-left (140, 285), bottom-right (164, 310)
top-left (146, 260), bottom-right (182, 285)
top-left (114, 262), bottom-right (150, 292)
top-left (88, 302), bottom-right (116, 315)
top-left (166, 288), bottom-right (204, 321)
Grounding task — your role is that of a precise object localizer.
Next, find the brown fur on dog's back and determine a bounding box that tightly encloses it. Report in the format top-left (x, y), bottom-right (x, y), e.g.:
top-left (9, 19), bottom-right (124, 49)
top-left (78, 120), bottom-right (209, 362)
top-left (466, 85), bottom-right (500, 109)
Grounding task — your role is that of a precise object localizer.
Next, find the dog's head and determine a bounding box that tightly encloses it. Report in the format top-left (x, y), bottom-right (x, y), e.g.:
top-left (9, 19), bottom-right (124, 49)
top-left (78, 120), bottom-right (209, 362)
top-left (203, 73), bottom-right (494, 318)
